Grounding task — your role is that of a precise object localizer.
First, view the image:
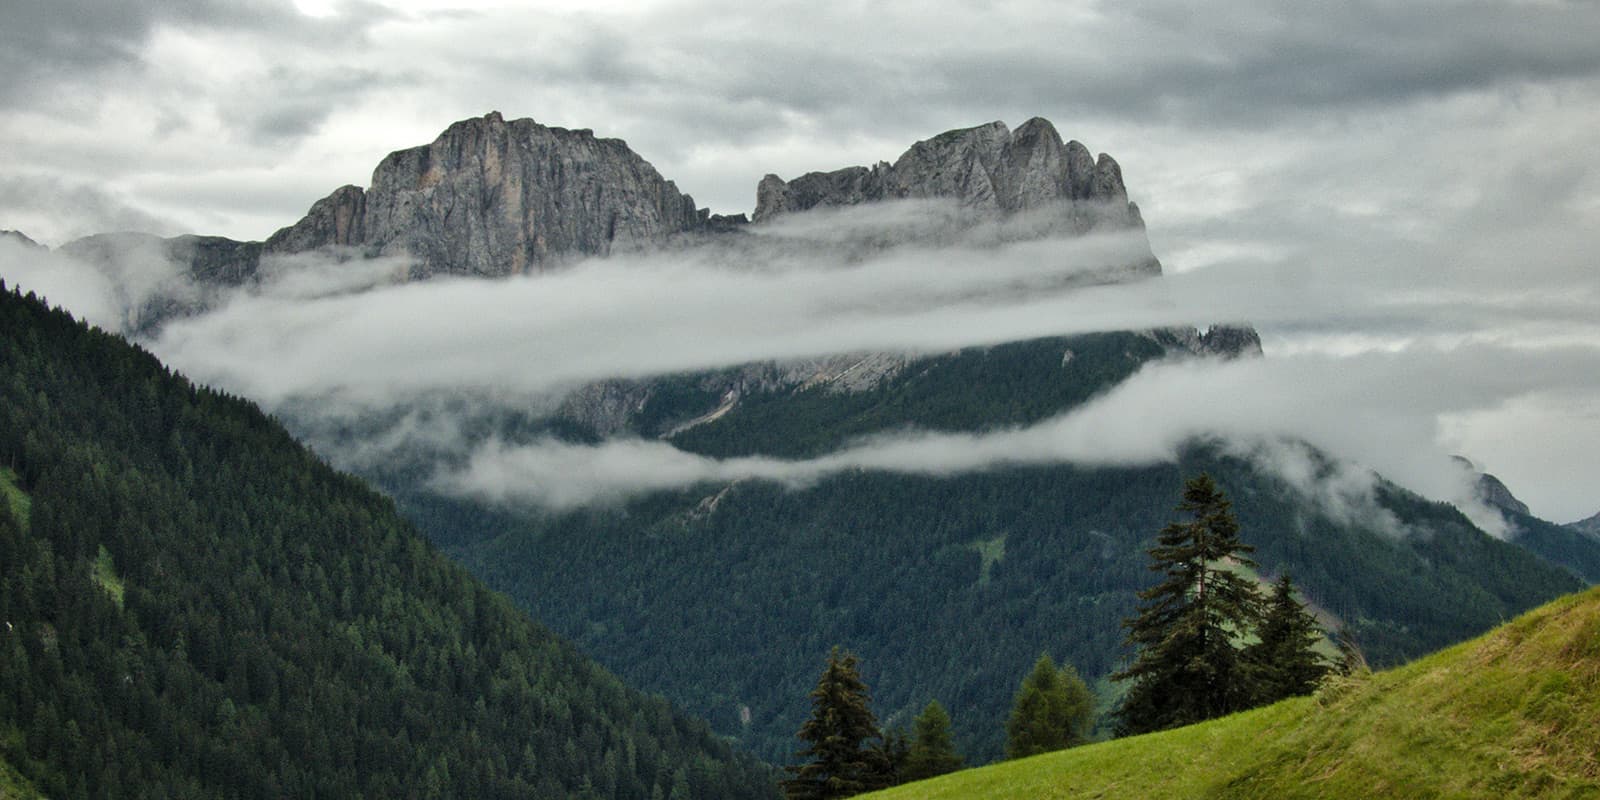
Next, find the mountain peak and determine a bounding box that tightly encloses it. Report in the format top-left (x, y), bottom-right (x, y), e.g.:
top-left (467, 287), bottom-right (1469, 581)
top-left (267, 111), bottom-right (703, 278)
top-left (750, 117), bottom-right (1143, 236)
top-left (1452, 456), bottom-right (1533, 517)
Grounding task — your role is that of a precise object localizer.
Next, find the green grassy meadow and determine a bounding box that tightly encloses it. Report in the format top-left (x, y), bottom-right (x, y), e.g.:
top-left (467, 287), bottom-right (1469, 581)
top-left (0, 468), bottom-right (28, 530)
top-left (871, 585), bottom-right (1600, 799)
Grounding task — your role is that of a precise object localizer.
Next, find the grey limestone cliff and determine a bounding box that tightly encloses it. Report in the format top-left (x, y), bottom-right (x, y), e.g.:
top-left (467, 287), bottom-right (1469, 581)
top-left (267, 111), bottom-right (703, 278)
top-left (752, 118), bottom-right (1147, 237)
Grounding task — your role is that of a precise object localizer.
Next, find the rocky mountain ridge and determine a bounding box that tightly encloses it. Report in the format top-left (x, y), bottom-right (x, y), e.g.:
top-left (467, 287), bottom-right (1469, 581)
top-left (266, 112), bottom-right (706, 278)
top-left (20, 112), bottom-right (1162, 305)
top-left (753, 118), bottom-right (1143, 233)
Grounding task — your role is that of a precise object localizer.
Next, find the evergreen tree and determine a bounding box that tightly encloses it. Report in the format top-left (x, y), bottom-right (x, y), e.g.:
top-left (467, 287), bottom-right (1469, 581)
top-left (1004, 654), bottom-right (1094, 759)
top-left (874, 726), bottom-right (910, 786)
top-left (1248, 574), bottom-right (1333, 702)
top-left (902, 700), bottom-right (963, 782)
top-left (782, 647), bottom-right (891, 800)
top-left (1114, 474), bottom-right (1263, 735)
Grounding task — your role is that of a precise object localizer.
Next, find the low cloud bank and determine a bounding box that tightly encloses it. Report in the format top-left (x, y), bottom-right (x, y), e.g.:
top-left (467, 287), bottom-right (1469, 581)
top-left (3, 195), bottom-right (1597, 521)
top-left (433, 346), bottom-right (1600, 529)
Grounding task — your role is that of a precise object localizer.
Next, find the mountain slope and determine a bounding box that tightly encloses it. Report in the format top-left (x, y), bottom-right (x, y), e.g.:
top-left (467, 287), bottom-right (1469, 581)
top-left (396, 334), bottom-right (1583, 765)
top-left (1506, 510), bottom-right (1600, 584)
top-left (868, 583), bottom-right (1600, 799)
top-left (1452, 458), bottom-right (1600, 582)
top-left (1567, 511), bottom-right (1600, 538)
top-left (0, 283), bottom-right (775, 799)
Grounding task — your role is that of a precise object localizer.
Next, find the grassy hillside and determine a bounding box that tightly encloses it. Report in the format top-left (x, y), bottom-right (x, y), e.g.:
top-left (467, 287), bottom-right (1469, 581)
top-left (870, 585), bottom-right (1600, 799)
top-left (0, 742), bottom-right (44, 800)
top-left (0, 467), bottom-right (29, 530)
top-left (0, 283), bottom-right (776, 799)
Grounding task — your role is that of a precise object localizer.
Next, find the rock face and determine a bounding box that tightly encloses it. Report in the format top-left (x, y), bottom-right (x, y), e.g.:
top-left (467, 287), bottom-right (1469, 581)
top-left (751, 118), bottom-right (1146, 236)
top-left (266, 112), bottom-right (703, 278)
top-left (264, 185), bottom-right (367, 254)
top-left (1451, 457), bottom-right (1534, 517)
top-left (42, 112), bottom-right (1182, 337)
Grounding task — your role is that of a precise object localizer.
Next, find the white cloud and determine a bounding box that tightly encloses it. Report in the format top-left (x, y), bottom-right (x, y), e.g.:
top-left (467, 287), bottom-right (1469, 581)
top-left (434, 346), bottom-right (1591, 521)
top-left (8, 180), bottom-right (1596, 519)
top-left (144, 214), bottom-right (1165, 406)
top-left (4, 1), bottom-right (1599, 520)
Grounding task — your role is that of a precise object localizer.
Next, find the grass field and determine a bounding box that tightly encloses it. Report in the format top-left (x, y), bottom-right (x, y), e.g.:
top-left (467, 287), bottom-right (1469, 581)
top-left (0, 467), bottom-right (28, 531)
top-left (0, 729), bottom-right (44, 800)
top-left (870, 585), bottom-right (1600, 799)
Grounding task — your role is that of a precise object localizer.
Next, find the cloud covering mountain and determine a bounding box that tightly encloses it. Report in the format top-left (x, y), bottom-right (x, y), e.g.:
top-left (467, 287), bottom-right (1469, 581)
top-left (3, 1), bottom-right (1599, 518)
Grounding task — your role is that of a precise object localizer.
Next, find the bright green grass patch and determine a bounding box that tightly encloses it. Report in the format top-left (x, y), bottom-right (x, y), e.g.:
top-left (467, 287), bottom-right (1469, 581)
top-left (0, 729), bottom-right (45, 800)
top-left (968, 535), bottom-right (1006, 586)
top-left (869, 585), bottom-right (1600, 800)
top-left (0, 756), bottom-right (44, 800)
top-left (93, 544), bottom-right (125, 608)
top-left (0, 467), bottom-right (29, 531)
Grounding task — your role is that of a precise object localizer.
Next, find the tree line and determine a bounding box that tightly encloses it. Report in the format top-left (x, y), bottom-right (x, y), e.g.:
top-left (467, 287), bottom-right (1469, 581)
top-left (779, 474), bottom-right (1338, 798)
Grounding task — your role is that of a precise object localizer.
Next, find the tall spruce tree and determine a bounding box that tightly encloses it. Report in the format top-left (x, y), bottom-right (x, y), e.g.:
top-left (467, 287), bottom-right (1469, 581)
top-left (902, 700), bottom-right (963, 781)
top-left (1004, 654), bottom-right (1095, 758)
top-left (783, 647), bottom-right (892, 800)
top-left (1114, 474), bottom-right (1263, 735)
top-left (1248, 573), bottom-right (1332, 703)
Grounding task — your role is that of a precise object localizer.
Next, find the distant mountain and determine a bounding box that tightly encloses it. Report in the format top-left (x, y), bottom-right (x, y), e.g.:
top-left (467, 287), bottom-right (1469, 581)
top-left (0, 284), bottom-right (776, 799)
top-left (30, 112), bottom-right (1162, 333)
top-left (266, 111), bottom-right (707, 278)
top-left (1450, 457), bottom-right (1600, 583)
top-left (1569, 511), bottom-right (1600, 538)
top-left (754, 116), bottom-right (1151, 243)
top-left (1451, 455), bottom-right (1530, 516)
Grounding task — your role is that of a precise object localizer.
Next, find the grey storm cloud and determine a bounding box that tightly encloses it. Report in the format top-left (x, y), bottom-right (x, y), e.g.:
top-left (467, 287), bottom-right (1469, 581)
top-left (0, 174), bottom-right (184, 244)
top-left (513, 0), bottom-right (1600, 136)
top-left (0, 0), bottom-right (392, 106)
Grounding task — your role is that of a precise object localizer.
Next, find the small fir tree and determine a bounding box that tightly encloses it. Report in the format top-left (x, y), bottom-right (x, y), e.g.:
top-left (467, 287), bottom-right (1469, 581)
top-left (1004, 654), bottom-right (1095, 759)
top-left (782, 647), bottom-right (892, 800)
top-left (1114, 474), bottom-right (1264, 735)
top-left (1248, 573), bottom-right (1333, 703)
top-left (902, 700), bottom-right (963, 781)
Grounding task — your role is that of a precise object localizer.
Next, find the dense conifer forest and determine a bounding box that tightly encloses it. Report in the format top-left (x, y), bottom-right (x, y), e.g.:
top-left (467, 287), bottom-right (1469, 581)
top-left (376, 334), bottom-right (1589, 764)
top-left (0, 284), bottom-right (777, 799)
top-left (414, 413), bottom-right (1583, 763)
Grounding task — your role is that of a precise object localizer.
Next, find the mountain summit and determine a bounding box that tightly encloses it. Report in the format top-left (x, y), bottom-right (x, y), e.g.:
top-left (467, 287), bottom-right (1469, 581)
top-left (266, 111), bottom-right (705, 278)
top-left (22, 112), bottom-right (1165, 334)
top-left (754, 118), bottom-right (1144, 234)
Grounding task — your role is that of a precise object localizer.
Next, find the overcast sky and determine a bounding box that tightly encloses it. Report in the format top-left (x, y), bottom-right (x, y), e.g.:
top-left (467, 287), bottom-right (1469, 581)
top-left (2, 0), bottom-right (1598, 521)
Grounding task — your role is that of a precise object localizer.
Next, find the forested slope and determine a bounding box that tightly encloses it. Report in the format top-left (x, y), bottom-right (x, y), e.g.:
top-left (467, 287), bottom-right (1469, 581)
top-left (0, 283), bottom-right (776, 799)
top-left (402, 336), bottom-right (1585, 765)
